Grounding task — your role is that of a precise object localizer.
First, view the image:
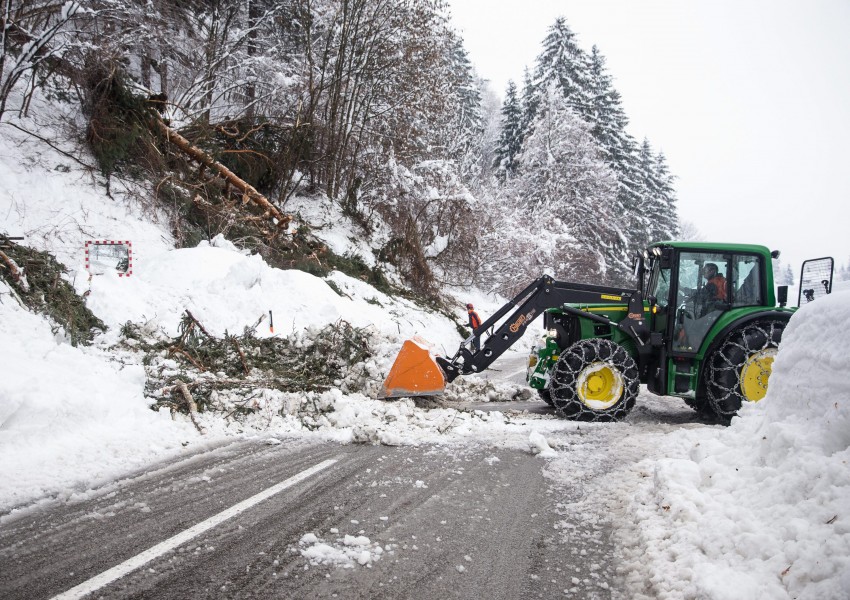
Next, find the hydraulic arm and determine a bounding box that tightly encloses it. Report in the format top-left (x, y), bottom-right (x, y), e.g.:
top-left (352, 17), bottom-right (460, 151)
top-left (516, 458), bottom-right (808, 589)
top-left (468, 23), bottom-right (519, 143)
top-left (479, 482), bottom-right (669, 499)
top-left (436, 275), bottom-right (650, 383)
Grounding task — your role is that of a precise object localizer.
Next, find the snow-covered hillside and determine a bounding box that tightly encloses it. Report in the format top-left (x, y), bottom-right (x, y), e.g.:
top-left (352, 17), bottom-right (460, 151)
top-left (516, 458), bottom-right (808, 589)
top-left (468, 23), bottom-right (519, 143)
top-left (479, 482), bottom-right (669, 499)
top-left (2, 110), bottom-right (849, 598)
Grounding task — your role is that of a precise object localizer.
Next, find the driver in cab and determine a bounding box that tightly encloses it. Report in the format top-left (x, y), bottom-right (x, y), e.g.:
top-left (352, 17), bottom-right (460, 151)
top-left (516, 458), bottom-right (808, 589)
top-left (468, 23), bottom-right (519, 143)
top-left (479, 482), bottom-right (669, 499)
top-left (676, 263), bottom-right (728, 349)
top-left (699, 263), bottom-right (727, 305)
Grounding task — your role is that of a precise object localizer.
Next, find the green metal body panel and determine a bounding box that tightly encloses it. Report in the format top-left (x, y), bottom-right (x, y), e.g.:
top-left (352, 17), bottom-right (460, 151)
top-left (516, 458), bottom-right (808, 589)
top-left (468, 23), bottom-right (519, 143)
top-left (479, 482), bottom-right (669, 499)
top-left (527, 337), bottom-right (560, 390)
top-left (662, 305), bottom-right (796, 399)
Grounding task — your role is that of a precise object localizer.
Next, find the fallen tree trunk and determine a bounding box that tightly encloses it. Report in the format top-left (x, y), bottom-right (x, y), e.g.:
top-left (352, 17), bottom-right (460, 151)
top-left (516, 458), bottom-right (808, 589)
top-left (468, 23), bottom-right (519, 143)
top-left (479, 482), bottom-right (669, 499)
top-left (151, 118), bottom-right (292, 236)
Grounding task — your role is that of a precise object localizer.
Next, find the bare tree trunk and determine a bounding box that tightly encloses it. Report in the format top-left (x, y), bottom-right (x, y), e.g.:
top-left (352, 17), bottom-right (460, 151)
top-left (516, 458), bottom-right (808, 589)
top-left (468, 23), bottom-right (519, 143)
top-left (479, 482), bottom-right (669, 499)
top-left (245, 0), bottom-right (260, 119)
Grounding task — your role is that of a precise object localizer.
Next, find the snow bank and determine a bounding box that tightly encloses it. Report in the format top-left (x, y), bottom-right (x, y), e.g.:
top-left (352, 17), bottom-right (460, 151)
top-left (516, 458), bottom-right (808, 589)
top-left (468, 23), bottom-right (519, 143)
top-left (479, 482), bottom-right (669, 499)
top-left (762, 292), bottom-right (850, 455)
top-left (618, 291), bottom-right (850, 600)
top-left (0, 281), bottom-right (196, 511)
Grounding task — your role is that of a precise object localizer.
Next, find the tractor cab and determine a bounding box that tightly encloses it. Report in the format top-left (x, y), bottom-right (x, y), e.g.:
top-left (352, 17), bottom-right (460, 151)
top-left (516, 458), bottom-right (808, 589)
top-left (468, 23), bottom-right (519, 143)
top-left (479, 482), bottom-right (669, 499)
top-left (641, 243), bottom-right (779, 399)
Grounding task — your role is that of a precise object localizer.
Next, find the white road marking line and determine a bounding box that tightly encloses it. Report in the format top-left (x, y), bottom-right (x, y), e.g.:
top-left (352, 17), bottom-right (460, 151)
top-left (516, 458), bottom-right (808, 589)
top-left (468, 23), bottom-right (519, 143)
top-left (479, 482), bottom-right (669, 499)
top-left (51, 457), bottom-right (339, 600)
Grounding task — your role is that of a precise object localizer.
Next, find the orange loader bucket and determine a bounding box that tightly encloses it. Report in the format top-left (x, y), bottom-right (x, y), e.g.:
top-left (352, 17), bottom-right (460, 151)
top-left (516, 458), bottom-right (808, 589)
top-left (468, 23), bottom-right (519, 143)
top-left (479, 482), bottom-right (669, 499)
top-left (379, 337), bottom-right (447, 399)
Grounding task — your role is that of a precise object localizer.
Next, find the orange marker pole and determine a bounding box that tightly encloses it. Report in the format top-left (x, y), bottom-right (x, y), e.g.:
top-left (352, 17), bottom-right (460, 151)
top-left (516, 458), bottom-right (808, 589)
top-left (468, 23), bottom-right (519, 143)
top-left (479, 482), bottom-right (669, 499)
top-left (269, 310), bottom-right (274, 334)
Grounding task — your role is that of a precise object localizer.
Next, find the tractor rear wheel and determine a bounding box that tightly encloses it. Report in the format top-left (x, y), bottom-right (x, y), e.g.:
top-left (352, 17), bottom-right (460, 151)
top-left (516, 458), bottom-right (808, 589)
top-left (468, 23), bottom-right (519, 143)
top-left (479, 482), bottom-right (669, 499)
top-left (703, 319), bottom-right (786, 420)
top-left (550, 339), bottom-right (639, 421)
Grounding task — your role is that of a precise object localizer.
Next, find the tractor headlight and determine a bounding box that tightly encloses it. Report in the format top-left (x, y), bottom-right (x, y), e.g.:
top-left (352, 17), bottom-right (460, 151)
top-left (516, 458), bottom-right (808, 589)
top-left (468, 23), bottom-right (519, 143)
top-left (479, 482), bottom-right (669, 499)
top-left (528, 355), bottom-right (538, 368)
top-left (547, 329), bottom-right (559, 339)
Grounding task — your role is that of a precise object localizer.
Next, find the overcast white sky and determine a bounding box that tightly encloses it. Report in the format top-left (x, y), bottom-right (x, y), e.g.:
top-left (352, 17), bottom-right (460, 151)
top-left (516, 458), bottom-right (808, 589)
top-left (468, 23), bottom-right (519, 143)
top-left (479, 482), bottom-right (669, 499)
top-left (448, 0), bottom-right (850, 278)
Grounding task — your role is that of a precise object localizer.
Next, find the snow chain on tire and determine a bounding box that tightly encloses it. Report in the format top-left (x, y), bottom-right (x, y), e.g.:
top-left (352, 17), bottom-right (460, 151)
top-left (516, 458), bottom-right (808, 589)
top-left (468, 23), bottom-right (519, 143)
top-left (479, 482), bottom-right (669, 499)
top-left (550, 338), bottom-right (639, 422)
top-left (704, 319), bottom-right (786, 419)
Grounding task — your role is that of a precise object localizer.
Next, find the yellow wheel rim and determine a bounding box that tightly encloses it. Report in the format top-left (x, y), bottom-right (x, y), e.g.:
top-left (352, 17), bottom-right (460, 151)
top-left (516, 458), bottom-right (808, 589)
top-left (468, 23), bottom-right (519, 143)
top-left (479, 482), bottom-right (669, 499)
top-left (740, 348), bottom-right (778, 402)
top-left (577, 362), bottom-right (624, 410)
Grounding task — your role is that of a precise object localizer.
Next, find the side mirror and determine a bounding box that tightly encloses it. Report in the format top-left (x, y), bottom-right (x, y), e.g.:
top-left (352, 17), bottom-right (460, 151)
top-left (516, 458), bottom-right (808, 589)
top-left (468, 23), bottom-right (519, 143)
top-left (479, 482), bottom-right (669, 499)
top-left (777, 285), bottom-right (788, 308)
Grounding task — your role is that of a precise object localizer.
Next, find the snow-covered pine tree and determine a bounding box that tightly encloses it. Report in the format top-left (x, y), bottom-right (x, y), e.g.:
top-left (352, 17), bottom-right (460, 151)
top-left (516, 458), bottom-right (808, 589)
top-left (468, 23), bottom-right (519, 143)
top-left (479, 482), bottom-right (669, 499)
top-left (525, 26), bottom-right (679, 266)
top-left (493, 80), bottom-right (523, 179)
top-left (653, 152), bottom-right (678, 239)
top-left (443, 34), bottom-right (485, 185)
top-left (532, 17), bottom-right (594, 122)
top-left (507, 84), bottom-right (625, 282)
top-left (783, 264), bottom-right (796, 286)
top-left (520, 67), bottom-right (539, 137)
top-left (476, 77), bottom-right (503, 184)
top-left (838, 258), bottom-right (850, 282)
top-left (638, 142), bottom-right (679, 247)
top-left (587, 46), bottom-right (659, 258)
top-left (772, 260), bottom-right (798, 287)
top-left (588, 45), bottom-right (630, 158)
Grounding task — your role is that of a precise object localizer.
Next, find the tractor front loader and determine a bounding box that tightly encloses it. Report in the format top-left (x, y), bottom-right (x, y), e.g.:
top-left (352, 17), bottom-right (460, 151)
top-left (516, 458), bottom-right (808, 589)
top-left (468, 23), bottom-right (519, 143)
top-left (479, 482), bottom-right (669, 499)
top-left (381, 242), bottom-right (834, 422)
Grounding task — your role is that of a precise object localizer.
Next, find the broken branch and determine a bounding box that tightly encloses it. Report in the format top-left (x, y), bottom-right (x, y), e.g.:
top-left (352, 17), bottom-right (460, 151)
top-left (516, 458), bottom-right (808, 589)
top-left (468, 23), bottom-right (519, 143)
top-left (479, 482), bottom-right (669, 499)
top-left (177, 380), bottom-right (205, 434)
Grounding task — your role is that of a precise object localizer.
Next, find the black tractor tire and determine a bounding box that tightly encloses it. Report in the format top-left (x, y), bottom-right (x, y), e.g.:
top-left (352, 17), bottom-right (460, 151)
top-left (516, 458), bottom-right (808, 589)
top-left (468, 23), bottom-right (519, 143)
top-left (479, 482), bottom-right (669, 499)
top-left (684, 395), bottom-right (715, 419)
top-left (703, 319), bottom-right (786, 420)
top-left (549, 339), bottom-right (639, 422)
top-left (537, 388), bottom-right (554, 406)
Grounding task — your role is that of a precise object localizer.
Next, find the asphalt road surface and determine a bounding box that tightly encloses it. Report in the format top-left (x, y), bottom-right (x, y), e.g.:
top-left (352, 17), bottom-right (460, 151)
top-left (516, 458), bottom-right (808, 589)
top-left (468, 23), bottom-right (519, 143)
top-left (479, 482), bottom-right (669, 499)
top-left (0, 438), bottom-right (615, 599)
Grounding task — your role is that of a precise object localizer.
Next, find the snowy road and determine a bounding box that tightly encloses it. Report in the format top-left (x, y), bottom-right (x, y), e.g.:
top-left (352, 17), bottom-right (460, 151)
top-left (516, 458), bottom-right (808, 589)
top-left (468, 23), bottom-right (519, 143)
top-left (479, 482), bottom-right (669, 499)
top-left (0, 435), bottom-right (618, 599)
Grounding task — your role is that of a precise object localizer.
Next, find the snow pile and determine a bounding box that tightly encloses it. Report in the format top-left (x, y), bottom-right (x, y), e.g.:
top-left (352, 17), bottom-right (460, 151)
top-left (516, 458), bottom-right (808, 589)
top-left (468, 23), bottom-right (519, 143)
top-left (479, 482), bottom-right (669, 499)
top-left (296, 531), bottom-right (387, 568)
top-left (529, 430), bottom-right (557, 458)
top-left (79, 234), bottom-right (459, 349)
top-left (0, 281), bottom-right (195, 510)
top-left (618, 291), bottom-right (850, 599)
top-left (193, 386), bottom-right (572, 451)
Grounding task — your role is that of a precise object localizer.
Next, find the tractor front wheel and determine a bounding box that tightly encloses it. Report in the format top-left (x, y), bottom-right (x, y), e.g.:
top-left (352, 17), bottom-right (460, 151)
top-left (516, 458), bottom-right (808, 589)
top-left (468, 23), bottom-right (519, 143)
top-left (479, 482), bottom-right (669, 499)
top-left (537, 387), bottom-right (554, 406)
top-left (703, 320), bottom-right (786, 420)
top-left (550, 339), bottom-right (639, 421)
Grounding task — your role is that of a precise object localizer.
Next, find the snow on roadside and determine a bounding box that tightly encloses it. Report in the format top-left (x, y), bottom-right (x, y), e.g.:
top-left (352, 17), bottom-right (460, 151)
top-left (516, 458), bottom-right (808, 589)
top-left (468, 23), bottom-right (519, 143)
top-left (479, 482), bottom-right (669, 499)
top-left (612, 291), bottom-right (850, 600)
top-left (0, 281), bottom-right (196, 511)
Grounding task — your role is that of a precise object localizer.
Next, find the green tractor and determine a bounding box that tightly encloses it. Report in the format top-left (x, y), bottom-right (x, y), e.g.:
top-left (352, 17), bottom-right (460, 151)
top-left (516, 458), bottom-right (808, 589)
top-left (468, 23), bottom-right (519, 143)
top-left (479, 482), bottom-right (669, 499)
top-left (525, 242), bottom-right (833, 421)
top-left (381, 242), bottom-right (833, 422)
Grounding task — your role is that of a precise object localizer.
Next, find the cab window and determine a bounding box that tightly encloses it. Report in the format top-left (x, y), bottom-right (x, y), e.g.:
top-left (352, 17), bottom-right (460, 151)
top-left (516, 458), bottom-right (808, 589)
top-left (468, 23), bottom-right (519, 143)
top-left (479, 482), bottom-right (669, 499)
top-left (653, 266), bottom-right (672, 309)
top-left (731, 255), bottom-right (763, 307)
top-left (673, 252), bottom-right (730, 352)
